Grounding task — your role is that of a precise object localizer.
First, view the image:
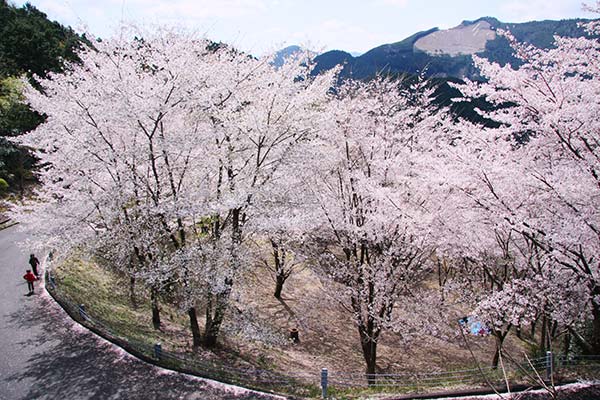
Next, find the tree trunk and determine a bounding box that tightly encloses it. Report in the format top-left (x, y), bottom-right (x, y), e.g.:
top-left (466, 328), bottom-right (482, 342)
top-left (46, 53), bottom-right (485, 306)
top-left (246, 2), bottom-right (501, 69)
top-left (540, 315), bottom-right (548, 355)
top-left (568, 285), bottom-right (600, 355)
top-left (188, 307), bottom-right (202, 347)
top-left (203, 207), bottom-right (241, 347)
top-left (591, 301), bottom-right (600, 354)
top-left (359, 328), bottom-right (378, 385)
top-left (568, 326), bottom-right (593, 354)
top-left (531, 317), bottom-right (538, 338)
top-left (362, 339), bottom-right (377, 385)
top-left (19, 175), bottom-right (24, 197)
top-left (491, 328), bottom-right (510, 369)
top-left (17, 151), bottom-right (25, 199)
top-left (232, 208), bottom-right (241, 244)
top-left (492, 346), bottom-right (500, 370)
top-left (151, 288), bottom-right (161, 329)
top-left (274, 274), bottom-right (285, 299)
top-left (272, 239), bottom-right (286, 299)
top-left (129, 276), bottom-right (137, 309)
top-left (563, 332), bottom-right (571, 361)
top-left (203, 290), bottom-right (231, 348)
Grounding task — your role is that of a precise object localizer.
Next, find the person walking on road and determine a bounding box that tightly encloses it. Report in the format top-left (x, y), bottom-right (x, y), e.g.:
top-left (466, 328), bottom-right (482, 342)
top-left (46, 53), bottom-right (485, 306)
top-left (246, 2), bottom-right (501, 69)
top-left (23, 269), bottom-right (37, 295)
top-left (29, 253), bottom-right (40, 278)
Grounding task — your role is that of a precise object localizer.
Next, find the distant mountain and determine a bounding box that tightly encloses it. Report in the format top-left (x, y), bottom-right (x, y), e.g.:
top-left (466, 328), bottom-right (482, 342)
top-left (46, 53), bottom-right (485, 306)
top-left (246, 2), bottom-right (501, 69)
top-left (310, 49), bottom-right (354, 72)
top-left (272, 45), bottom-right (303, 67)
top-left (312, 17), bottom-right (596, 80)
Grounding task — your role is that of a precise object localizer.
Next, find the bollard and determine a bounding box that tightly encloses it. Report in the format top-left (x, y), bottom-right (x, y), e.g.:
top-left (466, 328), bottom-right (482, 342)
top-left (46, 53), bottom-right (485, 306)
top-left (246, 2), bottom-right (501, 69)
top-left (78, 304), bottom-right (87, 320)
top-left (154, 342), bottom-right (162, 360)
top-left (545, 351), bottom-right (553, 380)
top-left (321, 368), bottom-right (328, 399)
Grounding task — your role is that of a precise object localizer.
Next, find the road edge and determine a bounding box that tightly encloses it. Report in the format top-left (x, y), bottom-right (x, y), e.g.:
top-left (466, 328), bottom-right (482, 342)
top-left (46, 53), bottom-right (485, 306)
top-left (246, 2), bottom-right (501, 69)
top-left (43, 266), bottom-right (291, 400)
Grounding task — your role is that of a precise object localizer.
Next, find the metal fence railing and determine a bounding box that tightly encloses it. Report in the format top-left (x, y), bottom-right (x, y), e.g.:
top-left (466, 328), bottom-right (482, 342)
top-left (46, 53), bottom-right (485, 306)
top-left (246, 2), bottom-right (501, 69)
top-left (328, 356), bottom-right (549, 389)
top-left (45, 270), bottom-right (317, 397)
top-left (45, 269), bottom-right (600, 399)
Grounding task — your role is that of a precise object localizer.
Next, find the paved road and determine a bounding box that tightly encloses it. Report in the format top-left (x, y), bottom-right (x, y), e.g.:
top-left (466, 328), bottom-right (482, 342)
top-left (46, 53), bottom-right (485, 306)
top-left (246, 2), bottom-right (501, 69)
top-left (0, 224), bottom-right (283, 400)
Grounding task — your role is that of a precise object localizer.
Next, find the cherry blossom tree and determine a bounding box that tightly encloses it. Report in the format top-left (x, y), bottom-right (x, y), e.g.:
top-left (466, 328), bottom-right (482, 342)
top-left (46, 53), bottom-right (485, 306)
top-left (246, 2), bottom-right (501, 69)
top-left (190, 50), bottom-right (336, 347)
top-left (249, 232), bottom-right (307, 299)
top-left (13, 26), bottom-right (337, 348)
top-left (451, 9), bottom-right (600, 354)
top-left (449, 231), bottom-right (556, 366)
top-left (13, 27), bottom-right (231, 345)
top-left (305, 75), bottom-right (454, 381)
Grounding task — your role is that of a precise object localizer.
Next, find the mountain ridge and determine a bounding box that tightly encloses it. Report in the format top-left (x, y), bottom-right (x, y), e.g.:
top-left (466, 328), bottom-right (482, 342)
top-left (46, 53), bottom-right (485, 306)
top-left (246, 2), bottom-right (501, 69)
top-left (308, 16), bottom-right (596, 80)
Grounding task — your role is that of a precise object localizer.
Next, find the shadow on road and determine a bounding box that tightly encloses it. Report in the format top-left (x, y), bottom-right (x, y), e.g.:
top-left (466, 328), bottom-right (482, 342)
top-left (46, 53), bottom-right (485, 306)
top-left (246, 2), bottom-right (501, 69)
top-left (5, 295), bottom-right (275, 400)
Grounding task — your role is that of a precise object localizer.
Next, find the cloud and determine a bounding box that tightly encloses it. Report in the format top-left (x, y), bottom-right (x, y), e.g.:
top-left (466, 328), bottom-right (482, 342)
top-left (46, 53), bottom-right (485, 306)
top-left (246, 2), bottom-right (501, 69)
top-left (290, 18), bottom-right (394, 54)
top-left (500, 0), bottom-right (586, 21)
top-left (374, 0), bottom-right (409, 7)
top-left (27, 0), bottom-right (79, 24)
top-left (123, 0), bottom-right (269, 19)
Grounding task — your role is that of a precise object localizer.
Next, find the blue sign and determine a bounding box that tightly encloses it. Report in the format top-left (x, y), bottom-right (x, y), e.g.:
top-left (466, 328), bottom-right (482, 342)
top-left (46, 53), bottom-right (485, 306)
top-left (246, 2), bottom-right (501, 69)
top-left (458, 316), bottom-right (491, 336)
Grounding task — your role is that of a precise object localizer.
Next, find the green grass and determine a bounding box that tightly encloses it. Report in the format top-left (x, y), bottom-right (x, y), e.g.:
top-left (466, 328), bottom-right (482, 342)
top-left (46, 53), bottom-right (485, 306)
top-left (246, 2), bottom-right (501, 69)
top-left (49, 256), bottom-right (319, 398)
top-left (46, 258), bottom-right (495, 399)
top-left (52, 257), bottom-right (186, 349)
top-left (50, 256), bottom-right (564, 399)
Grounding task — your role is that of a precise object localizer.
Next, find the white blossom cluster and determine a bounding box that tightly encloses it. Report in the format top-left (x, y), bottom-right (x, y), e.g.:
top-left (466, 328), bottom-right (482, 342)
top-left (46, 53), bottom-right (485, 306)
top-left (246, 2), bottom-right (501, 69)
top-left (11, 10), bottom-right (600, 371)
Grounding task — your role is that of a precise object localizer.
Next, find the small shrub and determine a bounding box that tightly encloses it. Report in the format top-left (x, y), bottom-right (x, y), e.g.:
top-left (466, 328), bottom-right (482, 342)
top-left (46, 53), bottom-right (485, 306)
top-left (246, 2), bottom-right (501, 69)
top-left (0, 178), bottom-right (8, 194)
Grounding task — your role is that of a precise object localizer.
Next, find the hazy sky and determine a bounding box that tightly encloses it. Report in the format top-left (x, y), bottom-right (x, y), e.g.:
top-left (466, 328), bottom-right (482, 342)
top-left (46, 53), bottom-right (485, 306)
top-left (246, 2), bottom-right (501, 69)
top-left (11, 0), bottom-right (596, 55)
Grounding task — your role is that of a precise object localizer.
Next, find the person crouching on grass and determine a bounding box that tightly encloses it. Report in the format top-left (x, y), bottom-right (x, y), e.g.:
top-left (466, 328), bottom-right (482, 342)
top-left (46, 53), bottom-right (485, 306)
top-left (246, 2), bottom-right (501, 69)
top-left (23, 269), bottom-right (37, 295)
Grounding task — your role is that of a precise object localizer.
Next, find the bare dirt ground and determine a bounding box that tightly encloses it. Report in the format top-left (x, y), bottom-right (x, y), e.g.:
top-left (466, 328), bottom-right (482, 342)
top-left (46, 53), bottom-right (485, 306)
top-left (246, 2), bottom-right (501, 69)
top-left (52, 255), bottom-right (530, 398)
top-left (227, 263), bottom-right (521, 377)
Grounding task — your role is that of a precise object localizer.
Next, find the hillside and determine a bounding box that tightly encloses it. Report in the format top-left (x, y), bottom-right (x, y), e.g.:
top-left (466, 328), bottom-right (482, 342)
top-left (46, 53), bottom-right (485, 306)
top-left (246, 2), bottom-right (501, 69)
top-left (0, 0), bottom-right (85, 196)
top-left (312, 17), bottom-right (595, 80)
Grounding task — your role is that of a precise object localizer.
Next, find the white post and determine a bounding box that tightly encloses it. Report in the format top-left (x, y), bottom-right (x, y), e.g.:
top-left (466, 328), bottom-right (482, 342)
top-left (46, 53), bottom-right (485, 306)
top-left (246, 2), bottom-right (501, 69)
top-left (545, 351), bottom-right (553, 380)
top-left (154, 342), bottom-right (162, 360)
top-left (78, 304), bottom-right (87, 320)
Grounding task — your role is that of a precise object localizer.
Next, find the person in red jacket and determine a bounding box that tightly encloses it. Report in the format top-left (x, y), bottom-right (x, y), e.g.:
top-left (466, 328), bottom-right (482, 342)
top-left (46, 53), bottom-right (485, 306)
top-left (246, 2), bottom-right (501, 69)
top-left (23, 269), bottom-right (37, 295)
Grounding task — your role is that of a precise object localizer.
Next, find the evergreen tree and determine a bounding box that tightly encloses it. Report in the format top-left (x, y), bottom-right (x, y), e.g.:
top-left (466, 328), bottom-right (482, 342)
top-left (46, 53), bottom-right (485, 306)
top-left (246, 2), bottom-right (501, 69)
top-left (0, 0), bottom-right (85, 194)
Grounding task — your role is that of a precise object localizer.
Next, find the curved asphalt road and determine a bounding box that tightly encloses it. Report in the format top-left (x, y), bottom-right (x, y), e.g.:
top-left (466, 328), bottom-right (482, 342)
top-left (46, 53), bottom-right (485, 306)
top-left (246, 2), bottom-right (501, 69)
top-left (0, 224), bottom-right (283, 400)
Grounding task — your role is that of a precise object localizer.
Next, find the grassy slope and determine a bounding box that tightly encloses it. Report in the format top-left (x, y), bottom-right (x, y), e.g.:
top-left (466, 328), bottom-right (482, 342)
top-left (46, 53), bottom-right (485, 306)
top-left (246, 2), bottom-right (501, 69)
top-left (51, 256), bottom-right (530, 398)
top-left (53, 257), bottom-right (190, 349)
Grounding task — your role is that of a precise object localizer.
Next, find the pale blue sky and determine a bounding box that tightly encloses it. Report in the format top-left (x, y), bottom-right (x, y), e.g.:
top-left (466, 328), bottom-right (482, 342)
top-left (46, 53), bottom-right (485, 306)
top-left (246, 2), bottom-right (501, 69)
top-left (11, 0), bottom-right (595, 55)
